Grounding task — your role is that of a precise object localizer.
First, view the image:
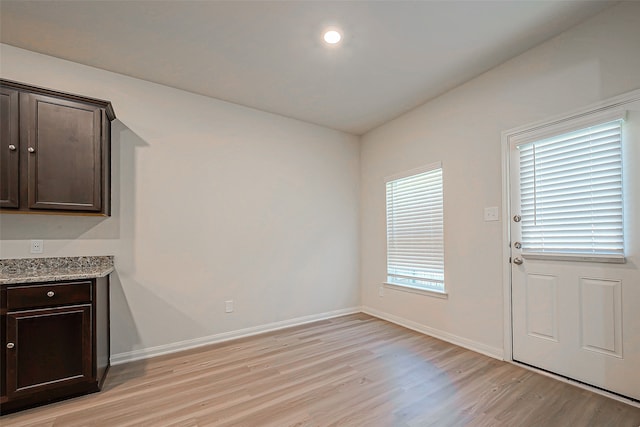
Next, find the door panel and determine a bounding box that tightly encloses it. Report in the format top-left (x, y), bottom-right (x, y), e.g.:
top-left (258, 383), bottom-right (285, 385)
top-left (24, 93), bottom-right (102, 211)
top-left (510, 98), bottom-right (640, 401)
top-left (579, 278), bottom-right (622, 358)
top-left (6, 305), bottom-right (92, 397)
top-left (525, 274), bottom-right (558, 341)
top-left (0, 87), bottom-right (19, 208)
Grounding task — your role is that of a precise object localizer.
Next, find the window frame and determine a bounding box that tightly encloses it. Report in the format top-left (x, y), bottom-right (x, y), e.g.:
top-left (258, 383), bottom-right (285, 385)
top-left (511, 109), bottom-right (627, 264)
top-left (384, 162), bottom-right (447, 298)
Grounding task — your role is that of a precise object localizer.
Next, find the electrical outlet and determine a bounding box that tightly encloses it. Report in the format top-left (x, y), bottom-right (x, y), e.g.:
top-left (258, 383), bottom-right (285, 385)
top-left (30, 240), bottom-right (44, 254)
top-left (484, 207), bottom-right (499, 222)
top-left (379, 286), bottom-right (384, 297)
top-left (225, 300), bottom-right (234, 313)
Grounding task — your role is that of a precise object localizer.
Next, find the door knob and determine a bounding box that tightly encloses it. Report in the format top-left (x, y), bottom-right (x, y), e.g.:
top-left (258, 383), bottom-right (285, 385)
top-left (513, 215), bottom-right (521, 223)
top-left (6, 343), bottom-right (15, 349)
top-left (513, 257), bottom-right (524, 265)
top-left (514, 241), bottom-right (522, 249)
top-left (28, 147), bottom-right (36, 153)
top-left (8, 144), bottom-right (16, 151)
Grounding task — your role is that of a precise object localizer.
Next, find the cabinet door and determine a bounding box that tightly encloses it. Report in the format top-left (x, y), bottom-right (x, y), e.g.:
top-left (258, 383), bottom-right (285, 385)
top-left (5, 305), bottom-right (92, 398)
top-left (0, 87), bottom-right (19, 208)
top-left (23, 93), bottom-right (103, 211)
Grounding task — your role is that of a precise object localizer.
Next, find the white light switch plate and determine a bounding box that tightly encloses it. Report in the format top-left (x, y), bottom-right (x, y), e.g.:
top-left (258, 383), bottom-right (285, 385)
top-left (484, 207), bottom-right (499, 222)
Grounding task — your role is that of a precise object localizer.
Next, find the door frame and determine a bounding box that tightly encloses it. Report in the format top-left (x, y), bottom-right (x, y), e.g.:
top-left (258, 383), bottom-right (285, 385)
top-left (500, 88), bottom-right (640, 366)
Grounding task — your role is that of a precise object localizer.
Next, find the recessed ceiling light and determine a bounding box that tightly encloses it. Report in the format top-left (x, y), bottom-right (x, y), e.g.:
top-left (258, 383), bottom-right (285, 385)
top-left (323, 30), bottom-right (342, 45)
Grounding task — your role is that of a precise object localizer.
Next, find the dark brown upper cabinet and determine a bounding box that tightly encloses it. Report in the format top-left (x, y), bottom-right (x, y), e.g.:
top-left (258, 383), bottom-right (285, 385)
top-left (0, 86), bottom-right (19, 208)
top-left (0, 79), bottom-right (115, 216)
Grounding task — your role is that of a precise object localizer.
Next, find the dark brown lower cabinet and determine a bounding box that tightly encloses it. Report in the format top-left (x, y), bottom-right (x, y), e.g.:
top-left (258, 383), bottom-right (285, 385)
top-left (0, 277), bottom-right (110, 414)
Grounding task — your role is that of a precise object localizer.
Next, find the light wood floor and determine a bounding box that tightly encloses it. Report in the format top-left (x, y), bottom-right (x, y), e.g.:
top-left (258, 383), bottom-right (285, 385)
top-left (3, 313), bottom-right (639, 426)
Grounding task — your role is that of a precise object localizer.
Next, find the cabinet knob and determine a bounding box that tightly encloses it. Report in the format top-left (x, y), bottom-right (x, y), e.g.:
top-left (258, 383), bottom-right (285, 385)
top-left (6, 343), bottom-right (15, 349)
top-left (47, 291), bottom-right (55, 297)
top-left (28, 147), bottom-right (36, 153)
top-left (8, 144), bottom-right (16, 151)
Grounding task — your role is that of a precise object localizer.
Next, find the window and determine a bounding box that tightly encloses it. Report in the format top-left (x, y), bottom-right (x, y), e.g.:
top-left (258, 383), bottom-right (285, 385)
top-left (518, 116), bottom-right (625, 261)
top-left (386, 162), bottom-right (444, 293)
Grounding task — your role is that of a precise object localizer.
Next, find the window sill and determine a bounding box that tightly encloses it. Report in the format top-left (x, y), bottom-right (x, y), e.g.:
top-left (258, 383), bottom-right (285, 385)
top-left (521, 253), bottom-right (626, 264)
top-left (384, 282), bottom-right (448, 299)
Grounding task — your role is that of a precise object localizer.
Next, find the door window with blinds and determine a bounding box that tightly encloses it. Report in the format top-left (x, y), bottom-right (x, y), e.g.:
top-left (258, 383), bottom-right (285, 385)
top-left (517, 114), bottom-right (625, 262)
top-left (386, 162), bottom-right (444, 293)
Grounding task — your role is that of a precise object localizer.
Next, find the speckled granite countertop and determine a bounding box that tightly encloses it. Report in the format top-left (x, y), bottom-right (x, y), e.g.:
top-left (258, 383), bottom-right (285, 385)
top-left (0, 256), bottom-right (114, 284)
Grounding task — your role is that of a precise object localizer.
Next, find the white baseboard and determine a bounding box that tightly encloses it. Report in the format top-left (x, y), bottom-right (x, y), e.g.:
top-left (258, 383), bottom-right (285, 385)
top-left (112, 306), bottom-right (503, 365)
top-left (362, 306), bottom-right (504, 360)
top-left (110, 306), bottom-right (361, 365)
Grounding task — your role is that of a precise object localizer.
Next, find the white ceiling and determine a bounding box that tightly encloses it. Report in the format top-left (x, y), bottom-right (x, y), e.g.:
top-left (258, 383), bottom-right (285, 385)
top-left (0, 1), bottom-right (615, 135)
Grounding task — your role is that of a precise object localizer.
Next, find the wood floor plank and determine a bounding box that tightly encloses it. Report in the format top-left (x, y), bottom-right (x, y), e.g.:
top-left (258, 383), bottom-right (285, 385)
top-left (2, 314), bottom-right (639, 426)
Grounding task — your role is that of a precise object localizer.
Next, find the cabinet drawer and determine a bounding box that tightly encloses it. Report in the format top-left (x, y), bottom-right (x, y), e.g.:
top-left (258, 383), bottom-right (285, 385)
top-left (6, 281), bottom-right (92, 310)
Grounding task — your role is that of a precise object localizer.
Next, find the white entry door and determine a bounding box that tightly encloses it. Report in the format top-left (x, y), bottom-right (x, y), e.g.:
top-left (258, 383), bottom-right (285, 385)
top-left (508, 93), bottom-right (640, 401)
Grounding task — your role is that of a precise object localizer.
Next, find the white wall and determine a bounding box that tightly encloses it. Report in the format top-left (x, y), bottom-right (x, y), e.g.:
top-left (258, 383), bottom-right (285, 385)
top-left (0, 44), bottom-right (361, 360)
top-left (2, 1), bottom-right (639, 365)
top-left (360, 1), bottom-right (640, 358)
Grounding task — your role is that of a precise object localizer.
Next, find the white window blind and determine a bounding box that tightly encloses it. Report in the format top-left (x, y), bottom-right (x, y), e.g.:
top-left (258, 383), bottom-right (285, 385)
top-left (386, 164), bottom-right (444, 292)
top-left (518, 119), bottom-right (624, 259)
